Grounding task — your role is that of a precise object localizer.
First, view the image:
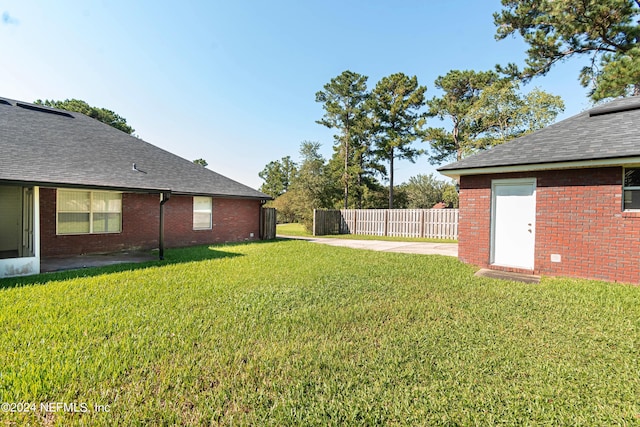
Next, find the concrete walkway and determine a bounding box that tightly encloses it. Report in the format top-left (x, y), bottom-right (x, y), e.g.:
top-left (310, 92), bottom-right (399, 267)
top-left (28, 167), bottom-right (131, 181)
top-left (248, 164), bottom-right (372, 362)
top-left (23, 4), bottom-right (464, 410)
top-left (278, 235), bottom-right (458, 257)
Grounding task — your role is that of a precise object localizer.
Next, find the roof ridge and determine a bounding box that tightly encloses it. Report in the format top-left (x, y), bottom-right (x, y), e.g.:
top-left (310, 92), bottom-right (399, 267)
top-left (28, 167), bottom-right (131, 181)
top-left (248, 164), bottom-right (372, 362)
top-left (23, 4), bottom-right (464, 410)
top-left (16, 102), bottom-right (75, 118)
top-left (588, 98), bottom-right (640, 117)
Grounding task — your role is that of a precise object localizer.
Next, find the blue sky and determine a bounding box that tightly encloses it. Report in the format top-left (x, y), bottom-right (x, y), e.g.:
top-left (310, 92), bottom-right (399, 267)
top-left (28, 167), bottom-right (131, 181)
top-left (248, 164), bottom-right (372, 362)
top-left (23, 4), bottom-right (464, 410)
top-left (1, 1), bottom-right (595, 190)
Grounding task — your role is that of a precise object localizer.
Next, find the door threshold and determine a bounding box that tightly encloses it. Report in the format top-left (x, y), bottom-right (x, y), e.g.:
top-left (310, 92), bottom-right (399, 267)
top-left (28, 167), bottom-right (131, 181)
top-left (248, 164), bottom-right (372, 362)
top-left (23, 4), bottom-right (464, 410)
top-left (475, 268), bottom-right (540, 284)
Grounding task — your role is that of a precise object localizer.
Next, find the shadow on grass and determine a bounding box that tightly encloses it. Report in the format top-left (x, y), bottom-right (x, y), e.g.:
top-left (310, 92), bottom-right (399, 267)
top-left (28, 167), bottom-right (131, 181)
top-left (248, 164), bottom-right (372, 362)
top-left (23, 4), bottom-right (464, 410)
top-left (0, 241), bottom-right (273, 290)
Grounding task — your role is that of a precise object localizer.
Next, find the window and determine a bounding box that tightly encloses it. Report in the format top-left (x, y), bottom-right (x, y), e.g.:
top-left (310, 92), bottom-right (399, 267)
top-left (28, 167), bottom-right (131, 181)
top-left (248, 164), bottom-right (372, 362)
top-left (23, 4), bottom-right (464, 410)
top-left (193, 196), bottom-right (212, 230)
top-left (624, 168), bottom-right (640, 210)
top-left (57, 190), bottom-right (122, 234)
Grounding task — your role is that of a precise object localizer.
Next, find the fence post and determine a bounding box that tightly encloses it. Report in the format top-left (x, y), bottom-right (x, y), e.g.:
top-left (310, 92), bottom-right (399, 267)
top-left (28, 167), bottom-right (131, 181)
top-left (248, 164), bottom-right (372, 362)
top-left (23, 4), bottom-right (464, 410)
top-left (353, 210), bottom-right (357, 235)
top-left (312, 209), bottom-right (317, 236)
top-left (384, 210), bottom-right (389, 237)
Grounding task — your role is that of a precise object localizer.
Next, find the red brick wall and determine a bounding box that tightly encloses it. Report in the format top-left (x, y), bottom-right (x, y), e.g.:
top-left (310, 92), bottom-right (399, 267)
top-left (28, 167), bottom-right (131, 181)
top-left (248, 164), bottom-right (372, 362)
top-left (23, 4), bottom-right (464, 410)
top-left (164, 196), bottom-right (261, 246)
top-left (457, 174), bottom-right (492, 270)
top-left (40, 189), bottom-right (262, 257)
top-left (459, 168), bottom-right (640, 284)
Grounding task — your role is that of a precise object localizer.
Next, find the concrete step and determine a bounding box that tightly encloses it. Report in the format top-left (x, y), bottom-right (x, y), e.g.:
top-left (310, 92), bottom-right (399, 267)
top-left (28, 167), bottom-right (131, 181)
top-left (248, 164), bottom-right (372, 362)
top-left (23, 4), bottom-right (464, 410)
top-left (474, 268), bottom-right (540, 284)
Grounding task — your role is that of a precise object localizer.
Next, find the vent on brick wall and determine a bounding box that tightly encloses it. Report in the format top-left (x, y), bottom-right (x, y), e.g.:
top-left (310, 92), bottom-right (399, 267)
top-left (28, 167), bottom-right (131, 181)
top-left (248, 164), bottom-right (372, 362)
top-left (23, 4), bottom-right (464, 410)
top-left (589, 102), bottom-right (640, 117)
top-left (16, 102), bottom-right (74, 118)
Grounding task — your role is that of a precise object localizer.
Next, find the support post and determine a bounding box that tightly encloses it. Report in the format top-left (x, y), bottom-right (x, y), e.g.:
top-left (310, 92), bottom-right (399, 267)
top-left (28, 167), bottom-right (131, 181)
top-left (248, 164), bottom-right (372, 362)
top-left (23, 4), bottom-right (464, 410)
top-left (159, 192), bottom-right (170, 260)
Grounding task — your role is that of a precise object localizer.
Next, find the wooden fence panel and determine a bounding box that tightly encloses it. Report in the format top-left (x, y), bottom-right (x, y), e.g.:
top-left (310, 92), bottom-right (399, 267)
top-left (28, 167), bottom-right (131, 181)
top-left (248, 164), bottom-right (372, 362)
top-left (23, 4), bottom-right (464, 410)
top-left (423, 209), bottom-right (459, 239)
top-left (261, 207), bottom-right (276, 240)
top-left (314, 209), bottom-right (459, 239)
top-left (340, 209), bottom-right (356, 234)
top-left (388, 209), bottom-right (422, 238)
top-left (354, 209), bottom-right (386, 236)
top-left (313, 209), bottom-right (343, 236)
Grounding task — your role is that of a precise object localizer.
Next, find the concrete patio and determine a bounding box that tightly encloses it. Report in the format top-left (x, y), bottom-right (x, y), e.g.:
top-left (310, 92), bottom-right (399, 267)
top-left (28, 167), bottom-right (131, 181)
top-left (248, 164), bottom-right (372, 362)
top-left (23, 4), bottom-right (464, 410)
top-left (41, 251), bottom-right (158, 273)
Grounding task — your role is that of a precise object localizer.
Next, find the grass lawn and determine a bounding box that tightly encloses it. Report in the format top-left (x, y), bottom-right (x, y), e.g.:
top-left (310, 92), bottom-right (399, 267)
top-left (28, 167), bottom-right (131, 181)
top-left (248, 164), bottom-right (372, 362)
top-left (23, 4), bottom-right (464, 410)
top-left (277, 222), bottom-right (457, 243)
top-left (0, 240), bottom-right (639, 425)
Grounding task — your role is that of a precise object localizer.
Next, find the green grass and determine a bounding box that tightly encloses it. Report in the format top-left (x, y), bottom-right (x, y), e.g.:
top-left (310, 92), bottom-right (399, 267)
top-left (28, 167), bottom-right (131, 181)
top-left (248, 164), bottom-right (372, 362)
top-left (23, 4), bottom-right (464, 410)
top-left (277, 222), bottom-right (457, 243)
top-left (1, 240), bottom-right (639, 425)
top-left (276, 222), bottom-right (310, 236)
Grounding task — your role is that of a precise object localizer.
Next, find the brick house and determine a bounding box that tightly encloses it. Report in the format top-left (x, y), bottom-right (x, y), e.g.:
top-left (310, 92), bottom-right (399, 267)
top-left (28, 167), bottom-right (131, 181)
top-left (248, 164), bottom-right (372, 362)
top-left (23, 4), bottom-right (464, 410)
top-left (0, 97), bottom-right (270, 278)
top-left (438, 97), bottom-right (640, 284)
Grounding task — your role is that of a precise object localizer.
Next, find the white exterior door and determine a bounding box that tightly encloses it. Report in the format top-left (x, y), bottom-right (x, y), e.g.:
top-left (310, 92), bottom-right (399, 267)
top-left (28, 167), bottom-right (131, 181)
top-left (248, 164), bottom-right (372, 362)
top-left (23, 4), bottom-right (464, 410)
top-left (491, 179), bottom-right (536, 270)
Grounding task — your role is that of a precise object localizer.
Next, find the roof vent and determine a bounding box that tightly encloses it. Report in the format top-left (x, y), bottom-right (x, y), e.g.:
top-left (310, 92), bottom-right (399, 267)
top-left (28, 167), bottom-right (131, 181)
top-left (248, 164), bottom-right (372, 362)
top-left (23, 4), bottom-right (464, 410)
top-left (132, 163), bottom-right (147, 174)
top-left (589, 101), bottom-right (640, 117)
top-left (0, 99), bottom-right (11, 106)
top-left (16, 102), bottom-right (74, 118)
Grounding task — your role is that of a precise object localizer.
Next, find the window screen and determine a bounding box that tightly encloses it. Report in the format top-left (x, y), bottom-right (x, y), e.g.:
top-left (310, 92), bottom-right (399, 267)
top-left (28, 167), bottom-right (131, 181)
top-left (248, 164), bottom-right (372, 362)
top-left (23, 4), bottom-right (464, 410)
top-left (623, 168), bottom-right (640, 210)
top-left (57, 191), bottom-right (91, 234)
top-left (92, 192), bottom-right (122, 233)
top-left (57, 190), bottom-right (122, 234)
top-left (193, 196), bottom-right (212, 230)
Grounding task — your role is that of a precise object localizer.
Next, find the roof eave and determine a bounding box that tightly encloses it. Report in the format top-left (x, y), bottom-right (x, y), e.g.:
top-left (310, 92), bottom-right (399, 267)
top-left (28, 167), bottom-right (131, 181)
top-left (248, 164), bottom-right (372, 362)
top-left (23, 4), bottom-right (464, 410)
top-left (170, 190), bottom-right (272, 200)
top-left (438, 156), bottom-right (640, 180)
top-left (0, 179), bottom-right (272, 200)
top-left (0, 179), bottom-right (171, 194)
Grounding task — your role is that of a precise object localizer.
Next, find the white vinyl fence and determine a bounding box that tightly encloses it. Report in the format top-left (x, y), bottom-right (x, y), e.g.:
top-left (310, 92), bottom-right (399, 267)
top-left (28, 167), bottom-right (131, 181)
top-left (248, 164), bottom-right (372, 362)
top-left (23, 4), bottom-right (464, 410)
top-left (314, 209), bottom-right (459, 239)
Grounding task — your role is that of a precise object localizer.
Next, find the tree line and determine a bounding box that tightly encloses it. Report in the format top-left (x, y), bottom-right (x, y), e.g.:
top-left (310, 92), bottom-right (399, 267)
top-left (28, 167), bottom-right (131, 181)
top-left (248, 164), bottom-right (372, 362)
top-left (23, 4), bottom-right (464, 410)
top-left (260, 0), bottom-right (640, 229)
top-left (262, 145), bottom-right (461, 227)
top-left (260, 70), bottom-right (564, 228)
top-left (30, 0), bottom-right (640, 231)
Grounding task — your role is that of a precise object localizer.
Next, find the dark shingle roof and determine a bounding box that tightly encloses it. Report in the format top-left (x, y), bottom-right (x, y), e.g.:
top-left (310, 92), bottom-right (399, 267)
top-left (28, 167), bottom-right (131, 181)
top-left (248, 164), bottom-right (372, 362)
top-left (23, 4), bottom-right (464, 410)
top-left (438, 96), bottom-right (640, 174)
top-left (0, 97), bottom-right (269, 199)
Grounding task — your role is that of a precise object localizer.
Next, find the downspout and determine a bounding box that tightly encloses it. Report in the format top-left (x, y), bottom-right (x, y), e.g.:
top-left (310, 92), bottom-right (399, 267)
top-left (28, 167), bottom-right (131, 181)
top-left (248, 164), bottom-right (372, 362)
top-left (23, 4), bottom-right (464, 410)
top-left (259, 199), bottom-right (267, 240)
top-left (159, 191), bottom-right (171, 260)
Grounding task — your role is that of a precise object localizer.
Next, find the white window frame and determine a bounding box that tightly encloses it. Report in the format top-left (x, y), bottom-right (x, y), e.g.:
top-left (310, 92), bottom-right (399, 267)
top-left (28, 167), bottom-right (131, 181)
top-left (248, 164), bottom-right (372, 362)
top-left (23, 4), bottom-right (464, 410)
top-left (193, 196), bottom-right (213, 230)
top-left (56, 189), bottom-right (122, 235)
top-left (623, 167), bottom-right (640, 211)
